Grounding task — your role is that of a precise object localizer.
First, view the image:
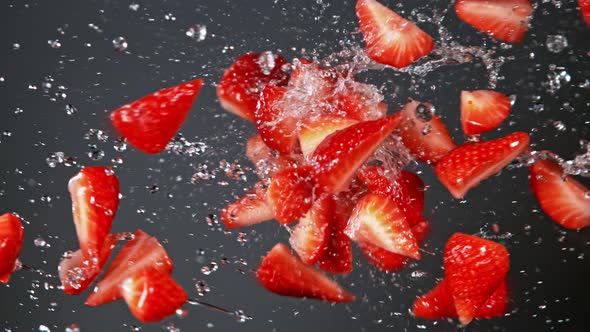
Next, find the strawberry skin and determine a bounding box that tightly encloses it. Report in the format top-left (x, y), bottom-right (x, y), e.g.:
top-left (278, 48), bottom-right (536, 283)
top-left (318, 192), bottom-right (357, 274)
top-left (267, 166), bottom-right (315, 224)
top-left (356, 0), bottom-right (434, 68)
top-left (0, 213), bottom-right (24, 283)
top-left (221, 182), bottom-right (274, 229)
top-left (461, 90), bottom-right (511, 136)
top-left (254, 84), bottom-right (299, 155)
top-left (581, 0), bottom-right (590, 27)
top-left (289, 195), bottom-right (334, 265)
top-left (529, 160), bottom-right (590, 230)
top-left (298, 115), bottom-right (359, 158)
top-left (434, 132), bottom-right (530, 199)
top-left (111, 79), bottom-right (203, 154)
top-left (476, 280), bottom-right (508, 319)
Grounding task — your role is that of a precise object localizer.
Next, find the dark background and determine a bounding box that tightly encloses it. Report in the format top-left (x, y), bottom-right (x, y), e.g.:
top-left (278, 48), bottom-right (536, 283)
top-left (1, 0), bottom-right (589, 331)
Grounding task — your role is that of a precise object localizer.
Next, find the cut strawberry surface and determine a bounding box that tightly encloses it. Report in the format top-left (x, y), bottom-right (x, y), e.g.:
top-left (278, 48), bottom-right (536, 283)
top-left (221, 182), bottom-right (274, 229)
top-left (0, 213), bottom-right (24, 284)
top-left (461, 90), bottom-right (512, 136)
top-left (356, 0), bottom-right (434, 68)
top-left (581, 0), bottom-right (590, 27)
top-left (267, 166), bottom-right (315, 224)
top-left (289, 195), bottom-right (334, 265)
top-left (110, 79), bottom-right (203, 154)
top-left (435, 132), bottom-right (530, 199)
top-left (529, 160), bottom-right (590, 230)
top-left (256, 243), bottom-right (355, 302)
top-left (298, 115), bottom-right (359, 158)
top-left (318, 193), bottom-right (356, 274)
top-left (246, 134), bottom-right (295, 178)
top-left (455, 0), bottom-right (533, 44)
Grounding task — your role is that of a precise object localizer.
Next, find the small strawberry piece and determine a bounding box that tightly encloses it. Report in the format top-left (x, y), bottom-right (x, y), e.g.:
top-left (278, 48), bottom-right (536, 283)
top-left (455, 0), bottom-right (533, 44)
top-left (121, 272), bottom-right (187, 323)
top-left (434, 132), bottom-right (530, 199)
top-left (289, 195), bottom-right (334, 265)
top-left (318, 194), bottom-right (356, 274)
top-left (111, 79), bottom-right (203, 154)
top-left (221, 182), bottom-right (274, 229)
top-left (529, 160), bottom-right (590, 230)
top-left (356, 0), bottom-right (434, 68)
top-left (581, 0), bottom-right (590, 27)
top-left (298, 115), bottom-right (359, 158)
top-left (311, 116), bottom-right (400, 193)
top-left (68, 167), bottom-right (120, 263)
top-left (476, 280), bottom-right (507, 319)
top-left (345, 193), bottom-right (420, 259)
top-left (267, 166), bottom-right (314, 224)
top-left (85, 230), bottom-right (173, 306)
top-left (461, 90), bottom-right (511, 136)
top-left (0, 213), bottom-right (24, 283)
top-left (217, 53), bottom-right (290, 122)
top-left (395, 100), bottom-right (456, 164)
top-left (256, 243), bottom-right (355, 302)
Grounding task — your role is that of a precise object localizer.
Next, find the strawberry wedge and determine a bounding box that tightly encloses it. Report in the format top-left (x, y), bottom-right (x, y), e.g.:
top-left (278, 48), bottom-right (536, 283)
top-left (289, 195), bottom-right (334, 265)
top-left (298, 115), bottom-right (359, 158)
top-left (267, 166), bottom-right (315, 224)
top-left (0, 213), bottom-right (24, 283)
top-left (461, 90), bottom-right (512, 136)
top-left (220, 181), bottom-right (274, 229)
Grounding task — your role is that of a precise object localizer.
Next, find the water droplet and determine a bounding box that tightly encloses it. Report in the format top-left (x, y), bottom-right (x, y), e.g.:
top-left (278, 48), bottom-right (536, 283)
top-left (48, 40), bottom-right (62, 49)
top-left (65, 324), bottom-right (80, 332)
top-left (12, 43), bottom-right (21, 50)
top-left (185, 25), bottom-right (207, 42)
top-left (200, 262), bottom-right (218, 275)
top-left (38, 325), bottom-right (51, 332)
top-left (415, 103), bottom-right (433, 122)
top-left (234, 310), bottom-right (251, 322)
top-left (546, 35), bottom-right (568, 53)
top-left (195, 280), bottom-right (210, 296)
top-left (65, 104), bottom-right (78, 115)
top-left (257, 51), bottom-right (276, 75)
top-left (34, 237), bottom-right (49, 248)
top-left (112, 37), bottom-right (128, 52)
top-left (147, 185), bottom-right (159, 194)
top-left (237, 232), bottom-right (248, 245)
top-left (129, 3), bottom-right (140, 11)
top-left (164, 13), bottom-right (176, 21)
top-left (88, 23), bottom-right (103, 33)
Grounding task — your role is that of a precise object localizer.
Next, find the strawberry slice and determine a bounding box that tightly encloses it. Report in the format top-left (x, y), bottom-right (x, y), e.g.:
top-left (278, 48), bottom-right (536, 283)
top-left (68, 167), bottom-right (120, 264)
top-left (85, 230), bottom-right (173, 306)
top-left (434, 132), bottom-right (530, 199)
top-left (246, 134), bottom-right (294, 178)
top-left (345, 193), bottom-right (420, 259)
top-left (220, 182), bottom-right (274, 229)
top-left (298, 115), bottom-right (359, 158)
top-left (267, 166), bottom-right (315, 224)
top-left (318, 192), bottom-right (357, 274)
top-left (0, 213), bottom-right (24, 283)
top-left (256, 243), bottom-right (355, 302)
top-left (395, 100), bottom-right (456, 164)
top-left (356, 0), bottom-right (434, 68)
top-left (217, 53), bottom-right (290, 122)
top-left (581, 0), bottom-right (590, 27)
top-left (311, 116), bottom-right (400, 193)
top-left (289, 195), bottom-right (334, 265)
top-left (461, 90), bottom-right (512, 136)
top-left (455, 0), bottom-right (533, 44)
top-left (529, 160), bottom-right (590, 230)
top-left (111, 79), bottom-right (203, 154)
top-left (121, 272), bottom-right (187, 323)
top-left (476, 280), bottom-right (508, 319)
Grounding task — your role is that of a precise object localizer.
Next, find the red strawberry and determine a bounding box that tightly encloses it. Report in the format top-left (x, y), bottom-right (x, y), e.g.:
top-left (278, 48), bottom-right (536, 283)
top-left (256, 243), bottom-right (355, 302)
top-left (220, 182), bottom-right (274, 229)
top-left (298, 115), bottom-right (359, 158)
top-left (68, 167), bottom-right (120, 264)
top-left (476, 280), bottom-right (507, 319)
top-left (329, 81), bottom-right (388, 121)
top-left (0, 213), bottom-right (24, 283)
top-left (455, 0), bottom-right (533, 44)
top-left (289, 195), bottom-right (334, 265)
top-left (318, 192), bottom-right (357, 274)
top-left (246, 134), bottom-right (295, 178)
top-left (434, 132), bottom-right (530, 199)
top-left (395, 100), bottom-right (456, 164)
top-left (529, 160), bottom-right (590, 230)
top-left (267, 166), bottom-right (315, 224)
top-left (217, 53), bottom-right (290, 122)
top-left (121, 272), bottom-right (187, 322)
top-left (356, 0), bottom-right (434, 68)
top-left (461, 90), bottom-right (511, 136)
top-left (85, 230), bottom-right (173, 306)
top-left (111, 79), bottom-right (203, 154)
top-left (311, 116), bottom-right (400, 193)
top-left (345, 193), bottom-right (420, 259)
top-left (581, 0), bottom-right (590, 27)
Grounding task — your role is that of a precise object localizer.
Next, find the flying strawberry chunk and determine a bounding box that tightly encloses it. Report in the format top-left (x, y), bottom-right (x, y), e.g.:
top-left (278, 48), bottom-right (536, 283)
top-left (529, 160), bottom-right (590, 230)
top-left (256, 243), bottom-right (355, 302)
top-left (434, 132), bottom-right (530, 199)
top-left (356, 0), bottom-right (434, 68)
top-left (395, 100), bottom-right (457, 164)
top-left (289, 195), bottom-right (334, 265)
top-left (455, 0), bottom-right (533, 44)
top-left (246, 134), bottom-right (295, 178)
top-left (68, 167), bottom-right (120, 264)
top-left (0, 213), bottom-right (24, 284)
top-left (267, 166), bottom-right (315, 224)
top-left (581, 0), bottom-right (590, 27)
top-left (298, 115), bottom-right (359, 158)
top-left (476, 280), bottom-right (508, 319)
top-left (461, 90), bottom-right (512, 136)
top-left (85, 230), bottom-right (173, 306)
top-left (110, 79), bottom-right (203, 154)
top-left (220, 182), bottom-right (274, 229)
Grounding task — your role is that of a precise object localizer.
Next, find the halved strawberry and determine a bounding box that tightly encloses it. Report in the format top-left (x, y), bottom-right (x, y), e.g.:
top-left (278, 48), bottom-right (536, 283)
top-left (85, 230), bottom-right (173, 306)
top-left (246, 134), bottom-right (294, 178)
top-left (298, 115), bottom-right (359, 158)
top-left (581, 0), bottom-right (590, 27)
top-left (217, 53), bottom-right (290, 122)
top-left (395, 100), bottom-right (456, 164)
top-left (434, 132), bottom-right (530, 199)
top-left (289, 195), bottom-right (334, 265)
top-left (529, 160), bottom-right (590, 230)
top-left (111, 79), bottom-right (203, 154)
top-left (220, 182), bottom-right (274, 229)
top-left (68, 167), bottom-right (120, 264)
top-left (267, 166), bottom-right (315, 224)
top-left (318, 192), bottom-right (357, 274)
top-left (0, 213), bottom-right (24, 283)
top-left (256, 243), bottom-right (355, 302)
top-left (356, 0), bottom-right (434, 68)
top-left (461, 90), bottom-right (511, 136)
top-left (455, 0), bottom-right (533, 44)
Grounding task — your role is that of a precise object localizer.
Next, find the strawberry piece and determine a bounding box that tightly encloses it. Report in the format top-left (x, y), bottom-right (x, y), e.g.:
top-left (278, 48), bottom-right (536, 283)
top-left (460, 90), bottom-right (511, 136)
top-left (220, 182), bottom-right (274, 229)
top-left (311, 116), bottom-right (400, 193)
top-left (298, 115), bottom-right (359, 158)
top-left (267, 166), bottom-right (314, 224)
top-left (68, 167), bottom-right (120, 264)
top-left (395, 100), bottom-right (456, 164)
top-left (85, 230), bottom-right (173, 306)
top-left (356, 0), bottom-right (434, 68)
top-left (246, 134), bottom-right (294, 178)
top-left (345, 193), bottom-right (420, 259)
top-left (529, 160), bottom-right (590, 230)
top-left (476, 280), bottom-right (508, 319)
top-left (434, 132), bottom-right (530, 199)
top-left (581, 0), bottom-right (590, 27)
top-left (329, 82), bottom-right (388, 121)
top-left (289, 195), bottom-right (334, 265)
top-left (256, 243), bottom-right (355, 302)
top-left (121, 272), bottom-right (187, 323)
top-left (0, 213), bottom-right (24, 283)
top-left (111, 79), bottom-right (203, 154)
top-left (318, 192), bottom-right (357, 274)
top-left (455, 0), bottom-right (533, 44)
top-left (217, 53), bottom-right (290, 122)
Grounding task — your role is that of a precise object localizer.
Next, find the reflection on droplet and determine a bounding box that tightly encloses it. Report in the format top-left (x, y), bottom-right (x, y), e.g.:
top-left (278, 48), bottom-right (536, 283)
top-left (112, 37), bottom-right (128, 52)
top-left (186, 25), bottom-right (207, 42)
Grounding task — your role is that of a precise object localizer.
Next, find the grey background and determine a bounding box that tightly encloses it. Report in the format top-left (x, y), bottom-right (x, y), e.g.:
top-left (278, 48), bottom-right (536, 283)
top-left (1, 0), bottom-right (589, 331)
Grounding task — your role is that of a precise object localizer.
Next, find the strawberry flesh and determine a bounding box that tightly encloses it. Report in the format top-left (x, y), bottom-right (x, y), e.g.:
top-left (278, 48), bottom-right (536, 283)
top-left (221, 182), bottom-right (274, 229)
top-left (461, 90), bottom-right (511, 136)
top-left (581, 0), bottom-right (590, 27)
top-left (267, 166), bottom-right (315, 224)
top-left (298, 115), bottom-right (359, 158)
top-left (289, 195), bottom-right (334, 265)
top-left (0, 213), bottom-right (24, 283)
